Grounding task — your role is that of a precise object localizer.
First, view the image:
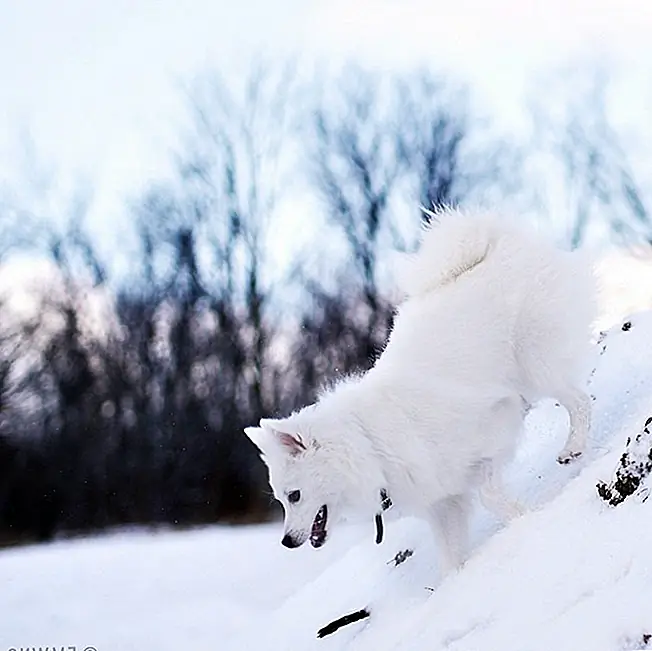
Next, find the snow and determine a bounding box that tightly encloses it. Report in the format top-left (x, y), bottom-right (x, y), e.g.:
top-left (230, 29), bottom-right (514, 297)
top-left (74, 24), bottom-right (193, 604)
top-left (0, 522), bottom-right (367, 649)
top-left (596, 248), bottom-right (652, 330)
top-left (3, 312), bottom-right (652, 651)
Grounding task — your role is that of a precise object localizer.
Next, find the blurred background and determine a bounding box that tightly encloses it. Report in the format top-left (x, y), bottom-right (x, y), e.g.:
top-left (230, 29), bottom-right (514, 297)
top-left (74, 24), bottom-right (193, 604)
top-left (1, 0), bottom-right (652, 546)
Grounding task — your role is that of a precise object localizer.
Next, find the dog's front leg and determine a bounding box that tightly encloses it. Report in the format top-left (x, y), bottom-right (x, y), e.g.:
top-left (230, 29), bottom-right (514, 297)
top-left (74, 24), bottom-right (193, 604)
top-left (428, 494), bottom-right (471, 578)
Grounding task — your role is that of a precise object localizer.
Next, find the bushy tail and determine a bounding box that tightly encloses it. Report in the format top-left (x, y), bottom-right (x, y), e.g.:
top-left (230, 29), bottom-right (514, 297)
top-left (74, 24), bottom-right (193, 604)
top-left (396, 208), bottom-right (503, 299)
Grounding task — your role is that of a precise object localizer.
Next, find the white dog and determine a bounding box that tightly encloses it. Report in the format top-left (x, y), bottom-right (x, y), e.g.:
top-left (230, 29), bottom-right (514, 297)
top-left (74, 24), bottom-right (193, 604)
top-left (245, 209), bottom-right (596, 575)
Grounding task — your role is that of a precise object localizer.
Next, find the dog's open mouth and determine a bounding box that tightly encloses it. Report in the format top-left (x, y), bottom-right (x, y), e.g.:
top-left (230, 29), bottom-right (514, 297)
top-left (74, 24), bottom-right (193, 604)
top-left (310, 505), bottom-right (328, 548)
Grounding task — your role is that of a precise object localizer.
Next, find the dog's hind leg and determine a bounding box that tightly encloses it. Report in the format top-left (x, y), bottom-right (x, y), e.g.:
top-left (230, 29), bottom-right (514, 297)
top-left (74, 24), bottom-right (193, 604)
top-left (477, 459), bottom-right (525, 522)
top-left (555, 386), bottom-right (592, 464)
top-left (428, 494), bottom-right (471, 578)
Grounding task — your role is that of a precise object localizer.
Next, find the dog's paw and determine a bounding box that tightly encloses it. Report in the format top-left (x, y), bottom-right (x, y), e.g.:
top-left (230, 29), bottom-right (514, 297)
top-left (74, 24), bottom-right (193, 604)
top-left (557, 449), bottom-right (583, 465)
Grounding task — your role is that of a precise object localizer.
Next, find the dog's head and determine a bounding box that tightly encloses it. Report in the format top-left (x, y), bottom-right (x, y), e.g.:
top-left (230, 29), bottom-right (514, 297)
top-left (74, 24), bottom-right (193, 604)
top-left (245, 414), bottom-right (365, 550)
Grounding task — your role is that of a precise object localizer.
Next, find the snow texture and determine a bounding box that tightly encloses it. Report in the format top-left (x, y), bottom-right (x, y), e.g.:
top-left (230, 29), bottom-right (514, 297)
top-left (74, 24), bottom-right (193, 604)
top-left (3, 312), bottom-right (652, 651)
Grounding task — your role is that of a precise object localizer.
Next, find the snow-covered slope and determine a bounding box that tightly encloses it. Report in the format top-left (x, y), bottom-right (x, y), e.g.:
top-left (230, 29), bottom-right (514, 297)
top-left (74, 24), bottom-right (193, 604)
top-left (3, 313), bottom-right (652, 651)
top-left (226, 311), bottom-right (652, 651)
top-left (0, 519), bottom-right (370, 649)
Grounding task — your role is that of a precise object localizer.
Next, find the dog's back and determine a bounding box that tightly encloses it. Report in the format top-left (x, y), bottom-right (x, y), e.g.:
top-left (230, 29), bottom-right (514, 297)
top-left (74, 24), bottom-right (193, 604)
top-left (392, 209), bottom-right (597, 403)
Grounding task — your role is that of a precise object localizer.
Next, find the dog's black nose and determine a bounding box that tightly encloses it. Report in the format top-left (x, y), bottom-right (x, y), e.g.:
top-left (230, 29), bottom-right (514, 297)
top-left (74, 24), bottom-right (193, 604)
top-left (281, 534), bottom-right (301, 548)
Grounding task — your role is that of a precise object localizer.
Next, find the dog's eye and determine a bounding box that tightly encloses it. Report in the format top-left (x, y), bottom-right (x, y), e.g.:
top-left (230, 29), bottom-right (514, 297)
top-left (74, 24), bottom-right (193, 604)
top-left (288, 490), bottom-right (301, 504)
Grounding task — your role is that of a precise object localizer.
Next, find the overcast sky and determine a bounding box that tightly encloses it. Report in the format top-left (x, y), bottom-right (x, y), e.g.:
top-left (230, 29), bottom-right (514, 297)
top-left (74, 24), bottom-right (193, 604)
top-left (1, 0), bottom-right (651, 256)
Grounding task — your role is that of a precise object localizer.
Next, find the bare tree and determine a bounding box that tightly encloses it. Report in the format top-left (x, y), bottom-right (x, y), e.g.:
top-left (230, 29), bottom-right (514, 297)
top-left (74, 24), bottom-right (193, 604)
top-left (0, 60), bottom-right (528, 543)
top-left (164, 60), bottom-right (297, 414)
top-left (297, 68), bottom-right (482, 382)
top-left (124, 61), bottom-right (300, 523)
top-left (531, 64), bottom-right (652, 248)
top-left (395, 71), bottom-right (469, 216)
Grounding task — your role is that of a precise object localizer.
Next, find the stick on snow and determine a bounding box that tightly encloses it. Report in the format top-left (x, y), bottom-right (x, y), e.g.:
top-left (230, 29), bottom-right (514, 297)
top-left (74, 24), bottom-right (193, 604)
top-left (387, 548), bottom-right (414, 567)
top-left (317, 609), bottom-right (370, 638)
top-left (317, 544), bottom-right (415, 639)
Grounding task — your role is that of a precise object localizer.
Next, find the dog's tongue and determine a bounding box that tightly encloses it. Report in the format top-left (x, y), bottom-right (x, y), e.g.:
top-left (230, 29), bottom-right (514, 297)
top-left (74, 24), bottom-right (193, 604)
top-left (310, 505), bottom-right (328, 548)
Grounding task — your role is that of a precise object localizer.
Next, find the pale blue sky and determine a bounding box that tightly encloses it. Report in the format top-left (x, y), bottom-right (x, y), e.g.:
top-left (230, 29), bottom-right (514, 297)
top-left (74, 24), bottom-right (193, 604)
top-left (1, 0), bottom-right (651, 261)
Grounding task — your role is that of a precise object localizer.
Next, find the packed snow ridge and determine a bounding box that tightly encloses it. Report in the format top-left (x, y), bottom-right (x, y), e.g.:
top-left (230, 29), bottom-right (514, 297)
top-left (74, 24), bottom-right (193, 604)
top-left (228, 311), bottom-right (652, 651)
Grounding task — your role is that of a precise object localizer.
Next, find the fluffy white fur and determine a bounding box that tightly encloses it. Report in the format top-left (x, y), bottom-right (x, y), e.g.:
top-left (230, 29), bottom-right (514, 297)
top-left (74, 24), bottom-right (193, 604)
top-left (245, 209), bottom-right (596, 576)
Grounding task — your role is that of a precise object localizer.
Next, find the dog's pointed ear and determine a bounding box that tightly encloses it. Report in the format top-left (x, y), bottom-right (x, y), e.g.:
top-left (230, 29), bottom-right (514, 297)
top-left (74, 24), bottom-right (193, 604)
top-left (244, 426), bottom-right (267, 452)
top-left (259, 418), bottom-right (308, 457)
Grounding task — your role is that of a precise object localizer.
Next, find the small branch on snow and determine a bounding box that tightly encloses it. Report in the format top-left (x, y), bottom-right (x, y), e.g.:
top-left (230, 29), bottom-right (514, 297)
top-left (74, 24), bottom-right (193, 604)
top-left (597, 416), bottom-right (652, 506)
top-left (387, 548), bottom-right (414, 567)
top-left (316, 547), bottom-right (415, 639)
top-left (317, 609), bottom-right (370, 638)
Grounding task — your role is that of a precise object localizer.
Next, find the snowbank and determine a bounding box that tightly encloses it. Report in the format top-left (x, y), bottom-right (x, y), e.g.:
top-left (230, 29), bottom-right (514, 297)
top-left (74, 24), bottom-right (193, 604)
top-left (227, 311), bottom-right (652, 651)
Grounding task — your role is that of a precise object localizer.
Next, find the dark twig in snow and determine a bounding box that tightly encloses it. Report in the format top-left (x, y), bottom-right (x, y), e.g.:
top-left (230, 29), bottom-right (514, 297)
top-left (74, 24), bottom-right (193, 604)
top-left (387, 549), bottom-right (414, 567)
top-left (317, 545), bottom-right (413, 639)
top-left (317, 609), bottom-right (370, 638)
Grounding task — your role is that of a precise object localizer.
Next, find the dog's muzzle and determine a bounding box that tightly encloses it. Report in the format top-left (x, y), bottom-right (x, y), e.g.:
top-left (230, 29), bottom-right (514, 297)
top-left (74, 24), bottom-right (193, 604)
top-left (281, 533), bottom-right (303, 548)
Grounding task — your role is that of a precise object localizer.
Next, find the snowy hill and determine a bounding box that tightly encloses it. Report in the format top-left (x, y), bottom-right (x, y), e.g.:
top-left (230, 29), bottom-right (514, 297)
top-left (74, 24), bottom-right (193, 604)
top-left (3, 312), bottom-right (652, 651)
top-left (224, 311), bottom-right (652, 651)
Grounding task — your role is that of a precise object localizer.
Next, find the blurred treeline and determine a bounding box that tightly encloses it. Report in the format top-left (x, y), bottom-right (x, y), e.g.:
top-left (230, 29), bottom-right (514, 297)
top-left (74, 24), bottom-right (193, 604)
top-left (0, 61), bottom-right (650, 544)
